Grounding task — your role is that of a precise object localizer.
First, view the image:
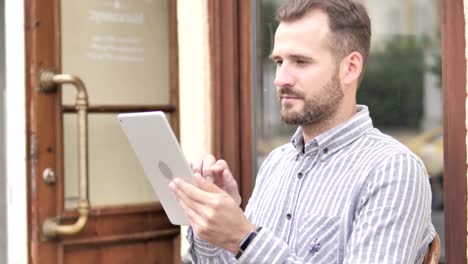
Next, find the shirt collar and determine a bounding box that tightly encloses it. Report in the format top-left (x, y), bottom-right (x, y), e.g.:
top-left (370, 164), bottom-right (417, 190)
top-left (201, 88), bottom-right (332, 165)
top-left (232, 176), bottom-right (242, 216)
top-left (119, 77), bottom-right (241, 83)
top-left (291, 105), bottom-right (374, 158)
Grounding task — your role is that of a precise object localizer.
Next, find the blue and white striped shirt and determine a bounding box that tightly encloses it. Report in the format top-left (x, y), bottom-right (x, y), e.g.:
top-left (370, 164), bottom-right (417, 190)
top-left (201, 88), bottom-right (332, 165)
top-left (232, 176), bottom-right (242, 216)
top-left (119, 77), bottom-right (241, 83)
top-left (187, 105), bottom-right (435, 263)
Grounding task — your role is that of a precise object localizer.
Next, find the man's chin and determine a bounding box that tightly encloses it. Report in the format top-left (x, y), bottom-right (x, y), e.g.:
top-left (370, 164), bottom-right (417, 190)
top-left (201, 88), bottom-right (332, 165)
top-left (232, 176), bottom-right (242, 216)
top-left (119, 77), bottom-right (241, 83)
top-left (280, 110), bottom-right (304, 125)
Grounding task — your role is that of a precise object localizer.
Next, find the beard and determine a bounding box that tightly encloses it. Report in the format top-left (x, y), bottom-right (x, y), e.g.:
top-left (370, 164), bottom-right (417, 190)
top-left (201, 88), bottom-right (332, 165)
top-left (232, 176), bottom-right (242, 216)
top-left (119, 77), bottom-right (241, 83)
top-left (278, 71), bottom-right (344, 126)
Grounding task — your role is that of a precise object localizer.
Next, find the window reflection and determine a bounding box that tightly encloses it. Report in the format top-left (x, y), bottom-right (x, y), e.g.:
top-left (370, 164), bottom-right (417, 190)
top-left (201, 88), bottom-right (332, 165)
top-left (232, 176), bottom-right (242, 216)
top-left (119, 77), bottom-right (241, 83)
top-left (253, 0), bottom-right (443, 262)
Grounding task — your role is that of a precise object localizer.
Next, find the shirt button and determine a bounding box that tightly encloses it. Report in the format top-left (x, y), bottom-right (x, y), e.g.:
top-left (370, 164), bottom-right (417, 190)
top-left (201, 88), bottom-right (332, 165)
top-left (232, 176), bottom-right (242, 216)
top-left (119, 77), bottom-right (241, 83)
top-left (323, 147), bottom-right (329, 154)
top-left (286, 213), bottom-right (292, 220)
top-left (297, 172), bottom-right (303, 179)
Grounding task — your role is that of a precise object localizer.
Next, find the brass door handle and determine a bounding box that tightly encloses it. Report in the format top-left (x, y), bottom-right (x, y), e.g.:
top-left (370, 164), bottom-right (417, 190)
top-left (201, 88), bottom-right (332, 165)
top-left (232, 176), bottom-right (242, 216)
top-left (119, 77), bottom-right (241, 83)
top-left (38, 69), bottom-right (90, 238)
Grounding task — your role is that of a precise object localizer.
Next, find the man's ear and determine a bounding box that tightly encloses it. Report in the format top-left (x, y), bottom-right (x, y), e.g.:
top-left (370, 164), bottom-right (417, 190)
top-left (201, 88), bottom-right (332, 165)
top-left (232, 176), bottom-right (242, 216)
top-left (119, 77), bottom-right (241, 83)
top-left (340, 51), bottom-right (363, 86)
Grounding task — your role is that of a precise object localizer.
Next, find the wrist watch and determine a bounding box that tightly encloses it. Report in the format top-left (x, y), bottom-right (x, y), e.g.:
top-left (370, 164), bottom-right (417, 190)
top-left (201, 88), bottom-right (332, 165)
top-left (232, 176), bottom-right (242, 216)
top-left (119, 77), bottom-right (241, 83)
top-left (235, 226), bottom-right (262, 259)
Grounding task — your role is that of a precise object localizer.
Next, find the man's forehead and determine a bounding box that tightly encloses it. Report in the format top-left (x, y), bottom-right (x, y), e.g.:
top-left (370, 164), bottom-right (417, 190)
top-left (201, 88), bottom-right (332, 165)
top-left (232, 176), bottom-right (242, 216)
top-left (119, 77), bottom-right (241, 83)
top-left (273, 10), bottom-right (331, 55)
top-left (275, 9), bottom-right (330, 36)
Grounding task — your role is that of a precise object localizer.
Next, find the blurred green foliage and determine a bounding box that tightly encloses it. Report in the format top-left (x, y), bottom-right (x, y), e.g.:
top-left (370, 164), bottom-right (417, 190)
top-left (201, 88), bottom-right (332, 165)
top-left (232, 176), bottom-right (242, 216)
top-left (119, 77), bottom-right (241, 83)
top-left (260, 1), bottom-right (431, 130)
top-left (358, 36), bottom-right (427, 129)
top-left (262, 1), bottom-right (279, 60)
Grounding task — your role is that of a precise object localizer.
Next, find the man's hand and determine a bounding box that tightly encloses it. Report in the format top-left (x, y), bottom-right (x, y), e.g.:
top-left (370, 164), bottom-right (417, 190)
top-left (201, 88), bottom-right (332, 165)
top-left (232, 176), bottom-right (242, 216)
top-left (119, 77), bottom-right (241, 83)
top-left (193, 155), bottom-right (241, 206)
top-left (170, 173), bottom-right (255, 254)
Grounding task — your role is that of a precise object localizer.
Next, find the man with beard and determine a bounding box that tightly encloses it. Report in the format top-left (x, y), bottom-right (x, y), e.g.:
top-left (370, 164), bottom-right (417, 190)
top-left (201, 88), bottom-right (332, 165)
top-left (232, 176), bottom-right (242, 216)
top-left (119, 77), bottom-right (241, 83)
top-left (170, 0), bottom-right (435, 263)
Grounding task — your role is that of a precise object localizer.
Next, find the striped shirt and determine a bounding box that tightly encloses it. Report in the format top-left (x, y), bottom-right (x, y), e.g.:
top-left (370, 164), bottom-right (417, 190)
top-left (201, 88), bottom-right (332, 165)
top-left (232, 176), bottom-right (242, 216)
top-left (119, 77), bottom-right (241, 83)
top-left (187, 105), bottom-right (435, 263)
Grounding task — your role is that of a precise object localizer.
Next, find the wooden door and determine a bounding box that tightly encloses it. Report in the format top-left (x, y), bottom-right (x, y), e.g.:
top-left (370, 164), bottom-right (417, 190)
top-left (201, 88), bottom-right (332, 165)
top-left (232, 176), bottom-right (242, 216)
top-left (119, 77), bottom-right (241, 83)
top-left (26, 0), bottom-right (181, 263)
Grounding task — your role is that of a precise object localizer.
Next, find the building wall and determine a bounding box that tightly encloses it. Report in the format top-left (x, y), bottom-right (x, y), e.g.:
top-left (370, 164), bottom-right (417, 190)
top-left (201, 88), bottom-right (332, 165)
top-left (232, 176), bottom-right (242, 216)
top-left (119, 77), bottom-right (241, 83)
top-left (5, 0), bottom-right (27, 263)
top-left (0, 0), bottom-right (6, 262)
top-left (177, 0), bottom-right (212, 255)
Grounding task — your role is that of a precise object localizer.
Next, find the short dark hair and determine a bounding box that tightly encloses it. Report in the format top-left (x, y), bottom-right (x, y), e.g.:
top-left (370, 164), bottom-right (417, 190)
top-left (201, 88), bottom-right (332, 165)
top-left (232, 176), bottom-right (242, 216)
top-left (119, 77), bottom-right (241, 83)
top-left (276, 0), bottom-right (371, 67)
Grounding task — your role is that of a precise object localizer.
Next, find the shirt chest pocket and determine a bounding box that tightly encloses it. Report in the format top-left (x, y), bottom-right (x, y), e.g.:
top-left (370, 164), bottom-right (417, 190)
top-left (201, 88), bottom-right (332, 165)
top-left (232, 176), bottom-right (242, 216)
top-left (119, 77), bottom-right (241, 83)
top-left (295, 214), bottom-right (342, 263)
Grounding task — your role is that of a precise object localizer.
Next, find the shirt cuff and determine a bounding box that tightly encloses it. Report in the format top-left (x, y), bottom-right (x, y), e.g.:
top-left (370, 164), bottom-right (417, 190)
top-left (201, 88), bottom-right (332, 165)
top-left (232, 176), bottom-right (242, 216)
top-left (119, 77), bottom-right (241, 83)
top-left (186, 226), bottom-right (224, 257)
top-left (237, 227), bottom-right (290, 264)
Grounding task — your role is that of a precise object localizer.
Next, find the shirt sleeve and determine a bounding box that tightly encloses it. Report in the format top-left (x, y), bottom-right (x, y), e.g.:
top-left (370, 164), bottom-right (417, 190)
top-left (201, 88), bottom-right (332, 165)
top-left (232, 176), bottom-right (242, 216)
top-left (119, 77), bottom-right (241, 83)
top-left (343, 153), bottom-right (435, 263)
top-left (186, 226), bottom-right (237, 263)
top-left (187, 225), bottom-right (318, 264)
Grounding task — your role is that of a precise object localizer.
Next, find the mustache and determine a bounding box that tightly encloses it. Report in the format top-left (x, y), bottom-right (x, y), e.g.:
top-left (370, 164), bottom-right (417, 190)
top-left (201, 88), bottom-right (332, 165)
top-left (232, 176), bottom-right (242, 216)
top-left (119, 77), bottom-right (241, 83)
top-left (278, 87), bottom-right (304, 98)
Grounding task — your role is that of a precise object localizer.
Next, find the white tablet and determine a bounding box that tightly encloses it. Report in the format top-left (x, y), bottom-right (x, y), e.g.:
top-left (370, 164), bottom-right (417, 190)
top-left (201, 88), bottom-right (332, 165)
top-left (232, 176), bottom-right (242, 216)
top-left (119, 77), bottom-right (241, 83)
top-left (117, 111), bottom-right (194, 225)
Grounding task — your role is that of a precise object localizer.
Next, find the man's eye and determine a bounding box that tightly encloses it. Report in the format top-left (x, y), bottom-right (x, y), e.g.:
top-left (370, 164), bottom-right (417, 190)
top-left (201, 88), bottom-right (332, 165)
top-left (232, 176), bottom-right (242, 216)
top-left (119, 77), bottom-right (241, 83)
top-left (296, 60), bottom-right (306, 65)
top-left (275, 60), bottom-right (283, 65)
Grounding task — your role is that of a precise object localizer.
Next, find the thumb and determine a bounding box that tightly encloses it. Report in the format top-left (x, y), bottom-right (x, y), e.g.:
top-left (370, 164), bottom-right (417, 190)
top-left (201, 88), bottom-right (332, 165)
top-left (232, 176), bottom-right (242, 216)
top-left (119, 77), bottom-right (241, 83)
top-left (194, 173), bottom-right (223, 194)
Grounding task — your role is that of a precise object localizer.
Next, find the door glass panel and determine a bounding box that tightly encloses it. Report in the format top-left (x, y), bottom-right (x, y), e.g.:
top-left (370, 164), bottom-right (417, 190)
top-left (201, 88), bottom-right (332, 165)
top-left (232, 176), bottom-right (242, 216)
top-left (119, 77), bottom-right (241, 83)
top-left (253, 0), bottom-right (444, 262)
top-left (61, 0), bottom-right (174, 209)
top-left (61, 0), bottom-right (170, 105)
top-left (64, 113), bottom-right (158, 209)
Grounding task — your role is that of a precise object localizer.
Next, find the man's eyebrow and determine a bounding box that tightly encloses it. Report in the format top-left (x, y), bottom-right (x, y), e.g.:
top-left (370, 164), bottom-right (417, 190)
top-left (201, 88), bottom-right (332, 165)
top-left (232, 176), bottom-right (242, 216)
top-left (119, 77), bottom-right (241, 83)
top-left (269, 54), bottom-right (281, 61)
top-left (289, 54), bottom-right (312, 61)
top-left (269, 54), bottom-right (313, 61)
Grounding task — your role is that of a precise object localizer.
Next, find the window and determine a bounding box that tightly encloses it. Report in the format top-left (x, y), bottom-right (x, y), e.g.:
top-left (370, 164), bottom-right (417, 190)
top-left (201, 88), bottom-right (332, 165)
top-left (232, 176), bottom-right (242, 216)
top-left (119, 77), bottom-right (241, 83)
top-left (252, 0), bottom-right (444, 261)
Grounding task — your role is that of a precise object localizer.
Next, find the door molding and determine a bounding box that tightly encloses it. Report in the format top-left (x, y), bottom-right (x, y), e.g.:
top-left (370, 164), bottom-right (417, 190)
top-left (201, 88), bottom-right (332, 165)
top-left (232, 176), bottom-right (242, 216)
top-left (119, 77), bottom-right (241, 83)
top-left (441, 0), bottom-right (467, 262)
top-left (0, 0), bottom-right (7, 262)
top-left (208, 0), bottom-right (253, 208)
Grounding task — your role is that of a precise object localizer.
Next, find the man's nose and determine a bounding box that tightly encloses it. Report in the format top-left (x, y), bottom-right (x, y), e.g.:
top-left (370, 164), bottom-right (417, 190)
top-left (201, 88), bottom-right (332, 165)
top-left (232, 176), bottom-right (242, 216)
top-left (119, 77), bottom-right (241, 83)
top-left (274, 64), bottom-right (295, 88)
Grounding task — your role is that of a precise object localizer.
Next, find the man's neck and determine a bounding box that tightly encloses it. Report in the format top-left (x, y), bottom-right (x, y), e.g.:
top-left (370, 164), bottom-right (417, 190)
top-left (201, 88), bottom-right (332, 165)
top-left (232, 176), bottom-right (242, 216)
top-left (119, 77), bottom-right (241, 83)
top-left (301, 106), bottom-right (357, 143)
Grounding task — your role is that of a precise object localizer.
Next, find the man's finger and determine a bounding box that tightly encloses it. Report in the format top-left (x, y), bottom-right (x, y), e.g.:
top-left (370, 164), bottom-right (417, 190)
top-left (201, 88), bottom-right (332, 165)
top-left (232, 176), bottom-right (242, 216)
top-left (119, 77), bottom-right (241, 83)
top-left (210, 160), bottom-right (229, 187)
top-left (170, 178), bottom-right (213, 219)
top-left (222, 169), bottom-right (239, 193)
top-left (193, 157), bottom-right (204, 174)
top-left (211, 159), bottom-right (228, 174)
top-left (202, 155), bottom-right (216, 180)
top-left (194, 173), bottom-right (224, 194)
top-left (172, 186), bottom-right (204, 224)
top-left (221, 169), bottom-right (241, 205)
top-left (171, 176), bottom-right (217, 205)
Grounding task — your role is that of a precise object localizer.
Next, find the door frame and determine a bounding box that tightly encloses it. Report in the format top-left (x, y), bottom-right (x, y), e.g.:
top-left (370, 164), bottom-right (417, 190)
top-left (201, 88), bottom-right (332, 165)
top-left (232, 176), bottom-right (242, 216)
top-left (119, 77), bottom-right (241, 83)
top-left (0, 0), bottom-right (6, 262)
top-left (209, 0), bottom-right (468, 262)
top-left (441, 0), bottom-right (467, 262)
top-left (208, 0), bottom-right (254, 209)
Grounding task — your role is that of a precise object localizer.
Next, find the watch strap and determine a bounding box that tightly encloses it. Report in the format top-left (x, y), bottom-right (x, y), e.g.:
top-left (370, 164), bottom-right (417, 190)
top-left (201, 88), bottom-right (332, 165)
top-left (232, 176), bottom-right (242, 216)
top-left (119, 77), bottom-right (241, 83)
top-left (235, 226), bottom-right (262, 259)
